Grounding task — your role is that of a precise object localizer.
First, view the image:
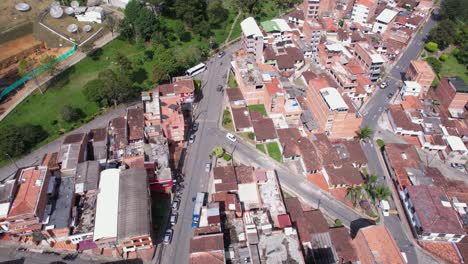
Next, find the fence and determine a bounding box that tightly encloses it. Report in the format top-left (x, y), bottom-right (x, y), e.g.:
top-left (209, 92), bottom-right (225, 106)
top-left (0, 44), bottom-right (77, 102)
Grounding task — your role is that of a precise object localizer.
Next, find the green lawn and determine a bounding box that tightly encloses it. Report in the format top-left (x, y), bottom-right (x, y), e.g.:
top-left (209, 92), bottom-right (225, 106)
top-left (266, 142), bottom-right (282, 162)
top-left (440, 55), bottom-right (468, 82)
top-left (0, 40), bottom-right (143, 145)
top-left (228, 71), bottom-right (238, 88)
top-left (248, 104), bottom-right (268, 117)
top-left (256, 144), bottom-right (266, 153)
top-left (222, 108), bottom-right (234, 131)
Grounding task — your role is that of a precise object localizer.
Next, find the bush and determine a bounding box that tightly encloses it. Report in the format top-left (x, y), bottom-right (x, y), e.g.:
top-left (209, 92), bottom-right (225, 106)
top-left (376, 139), bottom-right (385, 150)
top-left (247, 132), bottom-right (255, 140)
top-left (439, 54), bottom-right (449, 61)
top-left (61, 105), bottom-right (85, 123)
top-left (212, 147), bottom-right (224, 158)
top-left (223, 117), bottom-right (232, 124)
top-left (424, 42), bottom-right (438, 52)
top-left (223, 153), bottom-right (232, 161)
top-left (425, 57), bottom-right (442, 74)
top-left (334, 219), bottom-right (343, 227)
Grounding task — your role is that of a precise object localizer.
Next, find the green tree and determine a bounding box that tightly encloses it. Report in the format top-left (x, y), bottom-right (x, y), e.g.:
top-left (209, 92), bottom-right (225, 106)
top-left (212, 147), bottom-right (224, 158)
top-left (425, 57), bottom-right (442, 74)
top-left (0, 124), bottom-right (48, 160)
top-left (83, 79), bottom-right (105, 104)
top-left (135, 7), bottom-right (159, 40)
top-left (374, 185), bottom-right (391, 201)
top-left (207, 0), bottom-right (229, 26)
top-left (427, 20), bottom-right (456, 50)
top-left (114, 52), bottom-right (133, 73)
top-left (236, 0), bottom-right (262, 15)
top-left (453, 43), bottom-right (468, 65)
top-left (60, 105), bottom-right (85, 122)
top-left (439, 54), bottom-right (449, 61)
top-left (80, 41), bottom-right (94, 53)
top-left (105, 15), bottom-right (117, 36)
top-left (424, 42), bottom-right (438, 52)
top-left (98, 69), bottom-right (135, 107)
top-left (334, 219), bottom-right (343, 227)
top-left (345, 185), bottom-right (364, 207)
top-left (376, 139), bottom-right (385, 150)
top-left (175, 0), bottom-right (207, 28)
top-left (152, 63), bottom-right (169, 84)
top-left (356, 126), bottom-right (373, 140)
top-left (441, 0), bottom-right (468, 21)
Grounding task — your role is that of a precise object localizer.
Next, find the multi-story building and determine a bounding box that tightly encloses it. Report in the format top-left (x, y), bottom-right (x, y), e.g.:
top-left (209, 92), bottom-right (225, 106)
top-left (158, 77), bottom-right (195, 109)
top-left (303, 19), bottom-right (323, 52)
top-left (6, 166), bottom-right (51, 235)
top-left (405, 60), bottom-right (436, 96)
top-left (305, 85), bottom-right (361, 139)
top-left (303, 0), bottom-right (335, 19)
top-left (351, 0), bottom-right (377, 25)
top-left (403, 185), bottom-right (465, 243)
top-left (372, 9), bottom-right (398, 34)
top-left (353, 42), bottom-right (384, 81)
top-left (58, 133), bottom-right (88, 177)
top-left (241, 17), bottom-right (264, 63)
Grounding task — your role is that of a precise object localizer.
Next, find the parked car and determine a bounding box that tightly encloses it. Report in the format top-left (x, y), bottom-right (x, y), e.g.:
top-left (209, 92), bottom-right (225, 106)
top-left (205, 163), bottom-right (211, 172)
top-left (163, 229), bottom-right (173, 244)
top-left (226, 133), bottom-right (236, 142)
top-left (217, 85), bottom-right (223, 91)
top-left (380, 200), bottom-right (390, 216)
top-left (189, 134), bottom-right (195, 143)
top-left (192, 122), bottom-right (199, 131)
top-left (172, 200), bottom-right (180, 210)
top-left (387, 92), bottom-right (394, 99)
top-left (218, 51), bottom-right (225, 58)
top-left (380, 81), bottom-right (388, 89)
top-left (62, 253), bottom-right (78, 261)
top-left (170, 213), bottom-right (178, 225)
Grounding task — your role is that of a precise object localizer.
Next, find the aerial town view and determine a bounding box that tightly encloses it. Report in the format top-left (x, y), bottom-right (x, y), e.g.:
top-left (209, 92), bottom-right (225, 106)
top-left (0, 0), bottom-right (466, 263)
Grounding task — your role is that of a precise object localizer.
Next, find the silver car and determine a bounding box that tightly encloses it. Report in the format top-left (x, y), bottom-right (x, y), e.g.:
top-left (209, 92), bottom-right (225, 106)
top-left (163, 229), bottom-right (173, 244)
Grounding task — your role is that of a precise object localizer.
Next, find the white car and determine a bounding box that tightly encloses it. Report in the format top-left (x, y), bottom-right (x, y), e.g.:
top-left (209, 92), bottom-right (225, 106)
top-left (189, 134), bottom-right (195, 143)
top-left (380, 200), bottom-right (390, 216)
top-left (170, 213), bottom-right (178, 225)
top-left (205, 163), bottom-right (211, 172)
top-left (226, 133), bottom-right (236, 142)
top-left (380, 82), bottom-right (388, 89)
top-left (163, 229), bottom-right (173, 244)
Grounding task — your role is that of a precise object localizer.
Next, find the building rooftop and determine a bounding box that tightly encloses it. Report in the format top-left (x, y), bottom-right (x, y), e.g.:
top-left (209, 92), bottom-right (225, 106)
top-left (259, 170), bottom-right (286, 226)
top-left (93, 169), bottom-right (120, 241)
top-left (63, 133), bottom-right (86, 145)
top-left (241, 17), bottom-right (263, 38)
top-left (158, 79), bottom-right (194, 96)
top-left (232, 107), bottom-right (252, 130)
top-left (320, 87), bottom-right (348, 111)
top-left (213, 166), bottom-right (238, 192)
top-left (226, 88), bottom-right (245, 102)
top-left (354, 225), bottom-right (405, 264)
top-left (190, 233), bottom-right (225, 253)
top-left (8, 166), bottom-right (48, 218)
top-left (0, 177), bottom-right (18, 218)
top-left (47, 177), bottom-right (74, 229)
top-left (253, 118), bottom-right (277, 141)
top-left (385, 143), bottom-right (421, 188)
top-left (127, 107), bottom-right (145, 141)
top-left (72, 192), bottom-right (97, 235)
top-left (238, 183), bottom-right (261, 210)
top-left (75, 161), bottom-right (100, 194)
top-left (117, 168), bottom-right (151, 241)
top-left (376, 9), bottom-right (398, 23)
top-left (407, 185), bottom-right (465, 235)
top-left (329, 227), bottom-right (358, 263)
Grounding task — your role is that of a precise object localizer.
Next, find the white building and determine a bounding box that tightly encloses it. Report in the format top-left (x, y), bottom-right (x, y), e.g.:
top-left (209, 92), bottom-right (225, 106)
top-left (76, 7), bottom-right (105, 24)
top-left (241, 17), bottom-right (264, 63)
top-left (351, 0), bottom-right (375, 24)
top-left (372, 9), bottom-right (398, 33)
top-left (93, 169), bottom-right (120, 246)
top-left (401, 81), bottom-right (422, 97)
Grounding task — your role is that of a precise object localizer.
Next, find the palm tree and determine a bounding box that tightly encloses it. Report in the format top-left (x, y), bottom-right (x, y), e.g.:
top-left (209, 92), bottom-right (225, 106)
top-left (345, 185), bottom-right (364, 207)
top-left (374, 185), bottom-right (391, 201)
top-left (356, 126), bottom-right (373, 141)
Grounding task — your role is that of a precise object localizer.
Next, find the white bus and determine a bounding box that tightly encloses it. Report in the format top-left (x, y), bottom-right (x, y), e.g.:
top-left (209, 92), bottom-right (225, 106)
top-left (186, 63), bottom-right (207, 76)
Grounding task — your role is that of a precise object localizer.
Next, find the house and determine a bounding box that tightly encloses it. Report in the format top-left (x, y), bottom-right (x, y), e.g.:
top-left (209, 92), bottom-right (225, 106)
top-left (226, 88), bottom-right (246, 107)
top-left (160, 96), bottom-right (185, 143)
top-left (400, 81), bottom-right (422, 97)
top-left (303, 0), bottom-right (336, 19)
top-left (403, 185), bottom-right (465, 242)
top-left (405, 60), bottom-right (436, 96)
top-left (241, 17), bottom-right (264, 63)
top-left (69, 192), bottom-right (97, 249)
top-left (59, 133), bottom-right (88, 177)
top-left (108, 117), bottom-right (127, 161)
top-left (230, 54), bottom-right (265, 105)
top-left (252, 117), bottom-right (277, 143)
top-left (329, 227), bottom-right (359, 263)
top-left (117, 168), bottom-right (153, 253)
top-left (383, 143), bottom-right (421, 191)
top-left (127, 107), bottom-right (145, 143)
top-left (288, 9), bottom-right (305, 26)
top-left (387, 104), bottom-right (423, 136)
top-left (142, 91), bottom-right (163, 141)
top-left (372, 9), bottom-right (398, 34)
top-left (353, 225), bottom-right (405, 264)
top-left (261, 19), bottom-right (293, 46)
top-left (6, 166), bottom-right (51, 235)
top-left (303, 19), bottom-right (323, 51)
top-left (276, 47), bottom-right (305, 73)
top-left (231, 107), bottom-right (253, 132)
top-left (351, 0), bottom-right (377, 24)
top-left (189, 233), bottom-right (225, 264)
top-left (158, 78), bottom-right (195, 106)
top-left (431, 76), bottom-right (468, 119)
top-left (213, 166), bottom-right (238, 193)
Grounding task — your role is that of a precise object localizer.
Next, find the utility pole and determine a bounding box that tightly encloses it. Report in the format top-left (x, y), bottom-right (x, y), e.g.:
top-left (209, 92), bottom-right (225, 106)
top-left (5, 153), bottom-right (19, 170)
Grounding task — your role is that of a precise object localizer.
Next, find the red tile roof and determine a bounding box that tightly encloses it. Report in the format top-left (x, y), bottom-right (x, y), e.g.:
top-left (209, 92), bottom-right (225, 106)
top-left (159, 79), bottom-right (194, 96)
top-left (232, 107), bottom-right (252, 130)
top-left (330, 227), bottom-right (358, 263)
top-left (385, 143), bottom-right (420, 188)
top-left (354, 225), bottom-right (405, 264)
top-left (420, 241), bottom-right (462, 264)
top-left (252, 118), bottom-right (277, 141)
top-left (407, 185), bottom-right (465, 235)
top-left (127, 107), bottom-right (145, 141)
top-left (190, 252), bottom-right (224, 264)
top-left (265, 77), bottom-right (282, 95)
top-left (190, 233), bottom-right (224, 253)
top-left (277, 214), bottom-right (292, 228)
top-left (8, 167), bottom-right (48, 218)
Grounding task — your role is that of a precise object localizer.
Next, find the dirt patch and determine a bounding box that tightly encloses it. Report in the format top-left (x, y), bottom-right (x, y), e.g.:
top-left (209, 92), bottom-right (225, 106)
top-left (0, 0), bottom-right (50, 33)
top-left (0, 35), bottom-right (43, 62)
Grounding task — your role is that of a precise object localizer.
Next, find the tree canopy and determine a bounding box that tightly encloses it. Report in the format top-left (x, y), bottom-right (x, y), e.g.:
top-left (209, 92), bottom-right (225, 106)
top-left (0, 124), bottom-right (48, 160)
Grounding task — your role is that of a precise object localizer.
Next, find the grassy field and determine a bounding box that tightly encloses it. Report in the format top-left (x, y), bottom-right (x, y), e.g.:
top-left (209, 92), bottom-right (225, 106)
top-left (228, 71), bottom-right (238, 88)
top-left (0, 39), bottom-right (144, 143)
top-left (440, 55), bottom-right (468, 82)
top-left (248, 104), bottom-right (267, 117)
top-left (266, 142), bottom-right (281, 162)
top-left (256, 144), bottom-right (266, 153)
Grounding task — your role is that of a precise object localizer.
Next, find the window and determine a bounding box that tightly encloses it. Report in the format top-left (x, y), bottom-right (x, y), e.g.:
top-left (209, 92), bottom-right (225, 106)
top-left (437, 234), bottom-right (446, 238)
top-left (453, 235), bottom-right (462, 238)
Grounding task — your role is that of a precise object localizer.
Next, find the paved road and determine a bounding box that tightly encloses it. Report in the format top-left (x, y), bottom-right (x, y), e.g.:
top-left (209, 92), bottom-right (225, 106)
top-left (359, 13), bottom-right (439, 264)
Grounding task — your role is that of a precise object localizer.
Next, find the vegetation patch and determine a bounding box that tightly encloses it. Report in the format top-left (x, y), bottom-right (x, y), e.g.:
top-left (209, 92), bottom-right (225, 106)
top-left (247, 104), bottom-right (268, 117)
top-left (256, 144), bottom-right (266, 153)
top-left (266, 142), bottom-right (282, 162)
